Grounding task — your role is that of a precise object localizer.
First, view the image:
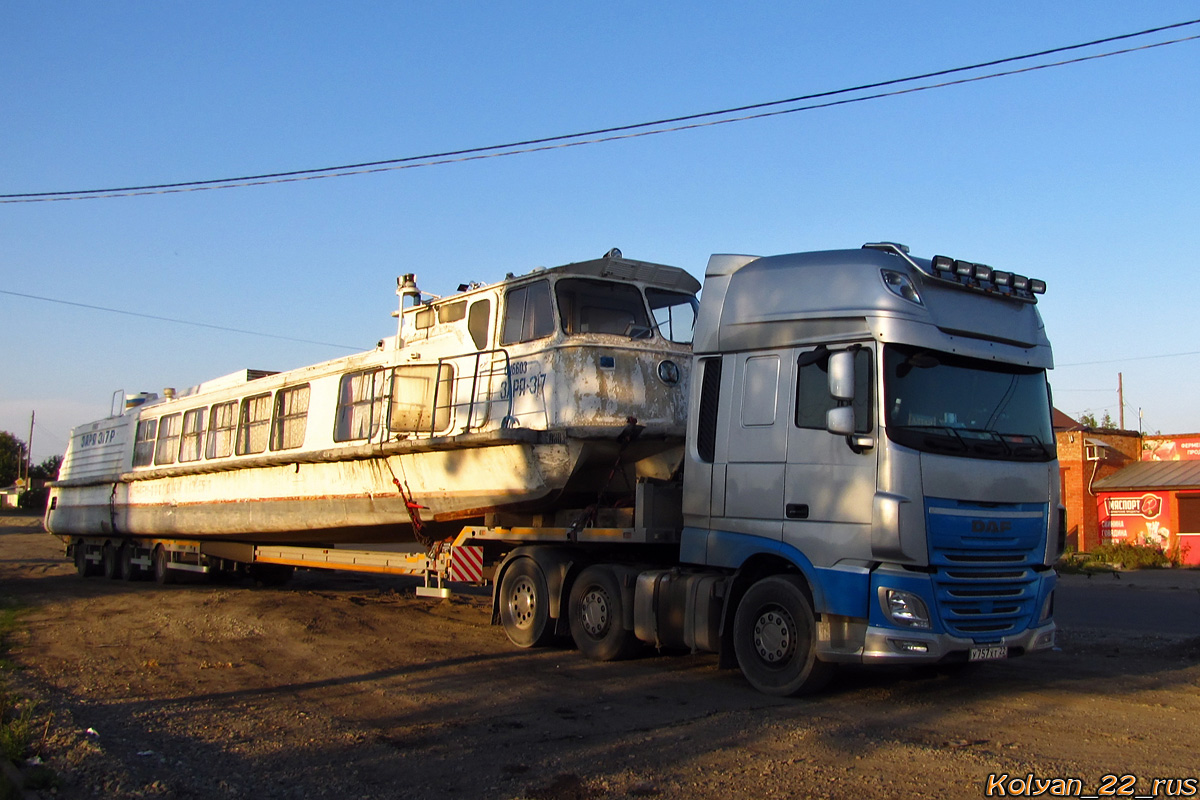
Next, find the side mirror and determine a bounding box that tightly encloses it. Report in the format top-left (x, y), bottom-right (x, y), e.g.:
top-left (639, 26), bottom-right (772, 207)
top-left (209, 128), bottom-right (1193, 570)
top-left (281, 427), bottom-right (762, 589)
top-left (828, 351), bottom-right (855, 401)
top-left (827, 406), bottom-right (854, 436)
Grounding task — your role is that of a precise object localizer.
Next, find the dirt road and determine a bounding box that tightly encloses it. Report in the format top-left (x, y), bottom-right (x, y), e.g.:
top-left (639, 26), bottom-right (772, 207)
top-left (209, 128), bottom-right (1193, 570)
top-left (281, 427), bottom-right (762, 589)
top-left (4, 511), bottom-right (1200, 799)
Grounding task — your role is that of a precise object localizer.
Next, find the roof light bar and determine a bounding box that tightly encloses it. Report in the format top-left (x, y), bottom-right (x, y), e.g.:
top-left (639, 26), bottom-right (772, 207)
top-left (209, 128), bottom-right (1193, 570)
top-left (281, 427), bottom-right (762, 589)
top-left (919, 256), bottom-right (1045, 301)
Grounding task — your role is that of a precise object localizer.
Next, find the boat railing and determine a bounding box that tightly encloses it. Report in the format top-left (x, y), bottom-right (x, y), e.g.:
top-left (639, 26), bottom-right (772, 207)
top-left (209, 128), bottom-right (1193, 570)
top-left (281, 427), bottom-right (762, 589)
top-left (431, 348), bottom-right (514, 436)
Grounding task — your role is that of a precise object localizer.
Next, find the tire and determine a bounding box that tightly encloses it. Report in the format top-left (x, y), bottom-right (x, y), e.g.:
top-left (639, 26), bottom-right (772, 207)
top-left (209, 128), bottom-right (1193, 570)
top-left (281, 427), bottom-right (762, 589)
top-left (153, 545), bottom-right (172, 585)
top-left (118, 543), bottom-right (138, 581)
top-left (74, 542), bottom-right (94, 577)
top-left (732, 575), bottom-right (834, 697)
top-left (498, 557), bottom-right (553, 648)
top-left (102, 542), bottom-right (120, 580)
top-left (568, 565), bottom-right (640, 661)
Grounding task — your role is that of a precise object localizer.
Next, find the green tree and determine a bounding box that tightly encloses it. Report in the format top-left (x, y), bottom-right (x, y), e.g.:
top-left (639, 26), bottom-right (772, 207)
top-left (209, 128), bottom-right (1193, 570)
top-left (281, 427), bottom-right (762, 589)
top-left (0, 431), bottom-right (26, 487)
top-left (30, 455), bottom-right (62, 481)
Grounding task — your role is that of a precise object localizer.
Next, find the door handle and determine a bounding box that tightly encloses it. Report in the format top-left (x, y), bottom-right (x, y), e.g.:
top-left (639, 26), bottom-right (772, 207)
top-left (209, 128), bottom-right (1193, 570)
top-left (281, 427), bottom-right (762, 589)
top-left (785, 503), bottom-right (809, 520)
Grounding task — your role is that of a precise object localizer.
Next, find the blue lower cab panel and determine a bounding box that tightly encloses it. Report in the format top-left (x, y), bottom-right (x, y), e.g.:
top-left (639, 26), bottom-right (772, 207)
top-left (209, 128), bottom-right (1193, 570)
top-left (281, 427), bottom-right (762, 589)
top-left (925, 497), bottom-right (1048, 640)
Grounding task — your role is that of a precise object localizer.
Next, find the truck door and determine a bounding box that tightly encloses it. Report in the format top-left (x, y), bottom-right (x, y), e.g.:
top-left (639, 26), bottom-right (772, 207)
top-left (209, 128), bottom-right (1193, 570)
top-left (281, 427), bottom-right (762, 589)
top-left (784, 344), bottom-right (878, 564)
top-left (722, 350), bottom-right (790, 539)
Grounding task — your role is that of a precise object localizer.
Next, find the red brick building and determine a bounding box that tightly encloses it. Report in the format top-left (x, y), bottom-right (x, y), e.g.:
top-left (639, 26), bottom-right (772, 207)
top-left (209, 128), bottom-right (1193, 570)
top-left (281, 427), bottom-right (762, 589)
top-left (1054, 416), bottom-right (1140, 552)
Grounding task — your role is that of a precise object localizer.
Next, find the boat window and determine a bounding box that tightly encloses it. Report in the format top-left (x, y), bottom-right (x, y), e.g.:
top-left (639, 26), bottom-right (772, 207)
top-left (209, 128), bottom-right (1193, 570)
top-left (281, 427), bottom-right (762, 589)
top-left (235, 393), bottom-right (272, 455)
top-left (179, 408), bottom-right (207, 463)
top-left (154, 413), bottom-right (182, 466)
top-left (500, 280), bottom-right (554, 345)
top-left (271, 384), bottom-right (310, 451)
top-left (390, 365), bottom-right (454, 434)
top-left (795, 348), bottom-right (873, 434)
top-left (414, 307), bottom-right (434, 330)
top-left (646, 288), bottom-right (698, 344)
top-left (468, 299), bottom-right (491, 350)
top-left (555, 278), bottom-right (651, 337)
top-left (132, 418), bottom-right (158, 467)
top-left (206, 401), bottom-right (237, 459)
top-left (438, 300), bottom-right (467, 324)
top-left (334, 369), bottom-right (386, 442)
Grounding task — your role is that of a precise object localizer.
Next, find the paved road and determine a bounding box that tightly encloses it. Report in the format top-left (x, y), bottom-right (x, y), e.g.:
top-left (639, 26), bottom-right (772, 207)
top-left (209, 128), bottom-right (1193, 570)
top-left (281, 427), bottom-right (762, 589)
top-left (1054, 569), bottom-right (1200, 637)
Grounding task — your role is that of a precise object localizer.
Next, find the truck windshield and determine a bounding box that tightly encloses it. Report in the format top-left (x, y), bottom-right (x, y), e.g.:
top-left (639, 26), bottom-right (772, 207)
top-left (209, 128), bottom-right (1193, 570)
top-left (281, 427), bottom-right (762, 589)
top-left (883, 344), bottom-right (1054, 462)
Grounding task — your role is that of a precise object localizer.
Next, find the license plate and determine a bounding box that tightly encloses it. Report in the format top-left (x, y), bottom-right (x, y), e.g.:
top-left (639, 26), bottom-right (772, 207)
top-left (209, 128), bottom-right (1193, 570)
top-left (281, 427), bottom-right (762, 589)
top-left (969, 645), bottom-right (1008, 662)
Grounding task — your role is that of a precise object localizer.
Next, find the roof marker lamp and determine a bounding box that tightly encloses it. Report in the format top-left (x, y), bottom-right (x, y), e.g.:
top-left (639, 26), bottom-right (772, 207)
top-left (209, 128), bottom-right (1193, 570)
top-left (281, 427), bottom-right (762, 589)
top-left (881, 270), bottom-right (923, 306)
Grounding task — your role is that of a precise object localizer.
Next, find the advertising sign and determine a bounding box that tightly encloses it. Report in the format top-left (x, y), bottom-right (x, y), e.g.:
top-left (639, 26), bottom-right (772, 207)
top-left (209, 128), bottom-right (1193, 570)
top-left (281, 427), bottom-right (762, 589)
top-left (1098, 491), bottom-right (1172, 549)
top-left (1142, 435), bottom-right (1200, 462)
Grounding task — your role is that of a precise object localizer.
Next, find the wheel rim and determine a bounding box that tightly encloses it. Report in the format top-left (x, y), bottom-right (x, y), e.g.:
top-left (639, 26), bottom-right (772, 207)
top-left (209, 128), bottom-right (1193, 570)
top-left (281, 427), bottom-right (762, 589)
top-left (752, 605), bottom-right (797, 665)
top-left (579, 586), bottom-right (611, 638)
top-left (509, 577), bottom-right (537, 630)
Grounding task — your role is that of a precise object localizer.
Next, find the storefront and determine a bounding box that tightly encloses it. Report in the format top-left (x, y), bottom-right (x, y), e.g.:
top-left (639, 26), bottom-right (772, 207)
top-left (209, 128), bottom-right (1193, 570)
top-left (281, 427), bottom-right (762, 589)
top-left (1094, 440), bottom-right (1200, 565)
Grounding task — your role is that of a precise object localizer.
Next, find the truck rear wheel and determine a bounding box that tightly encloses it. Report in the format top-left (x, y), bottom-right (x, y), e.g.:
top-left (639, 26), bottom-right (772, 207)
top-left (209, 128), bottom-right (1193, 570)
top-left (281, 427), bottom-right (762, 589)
top-left (498, 557), bottom-right (552, 648)
top-left (732, 575), bottom-right (833, 697)
top-left (568, 565), bottom-right (640, 661)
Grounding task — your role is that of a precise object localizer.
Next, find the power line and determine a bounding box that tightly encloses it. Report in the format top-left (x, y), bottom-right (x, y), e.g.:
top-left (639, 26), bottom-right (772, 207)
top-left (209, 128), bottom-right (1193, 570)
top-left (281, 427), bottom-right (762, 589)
top-left (0, 288), bottom-right (359, 350)
top-left (4, 18), bottom-right (1198, 203)
top-left (1057, 350), bottom-right (1200, 368)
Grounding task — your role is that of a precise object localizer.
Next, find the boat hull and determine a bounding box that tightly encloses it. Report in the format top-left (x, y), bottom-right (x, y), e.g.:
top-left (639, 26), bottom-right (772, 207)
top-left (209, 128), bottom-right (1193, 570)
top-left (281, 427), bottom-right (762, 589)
top-left (47, 434), bottom-right (682, 545)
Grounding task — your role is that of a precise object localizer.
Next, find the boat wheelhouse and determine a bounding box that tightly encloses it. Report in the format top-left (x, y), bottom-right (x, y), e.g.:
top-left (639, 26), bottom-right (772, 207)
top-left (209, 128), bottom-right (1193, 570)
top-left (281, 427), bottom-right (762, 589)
top-left (47, 250), bottom-right (700, 544)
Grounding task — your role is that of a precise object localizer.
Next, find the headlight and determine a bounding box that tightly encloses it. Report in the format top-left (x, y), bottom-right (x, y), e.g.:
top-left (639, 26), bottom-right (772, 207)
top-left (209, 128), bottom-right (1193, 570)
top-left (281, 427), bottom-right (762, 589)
top-left (881, 588), bottom-right (931, 629)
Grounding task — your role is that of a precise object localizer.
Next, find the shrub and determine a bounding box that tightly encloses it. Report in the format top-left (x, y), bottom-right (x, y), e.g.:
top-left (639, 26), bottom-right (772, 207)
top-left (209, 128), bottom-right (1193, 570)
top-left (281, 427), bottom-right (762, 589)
top-left (1087, 542), bottom-right (1171, 569)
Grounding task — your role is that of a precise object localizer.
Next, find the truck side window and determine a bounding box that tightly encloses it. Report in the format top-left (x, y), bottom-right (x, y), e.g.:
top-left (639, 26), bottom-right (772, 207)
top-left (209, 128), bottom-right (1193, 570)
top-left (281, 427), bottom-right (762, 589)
top-left (501, 281), bottom-right (554, 345)
top-left (795, 349), bottom-right (873, 433)
top-left (696, 358), bottom-right (723, 463)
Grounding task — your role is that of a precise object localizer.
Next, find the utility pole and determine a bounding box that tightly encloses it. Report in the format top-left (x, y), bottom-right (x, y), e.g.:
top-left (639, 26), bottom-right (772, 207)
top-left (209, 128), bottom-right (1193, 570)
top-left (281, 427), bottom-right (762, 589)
top-left (1118, 373), bottom-right (1124, 430)
top-left (25, 411), bottom-right (35, 487)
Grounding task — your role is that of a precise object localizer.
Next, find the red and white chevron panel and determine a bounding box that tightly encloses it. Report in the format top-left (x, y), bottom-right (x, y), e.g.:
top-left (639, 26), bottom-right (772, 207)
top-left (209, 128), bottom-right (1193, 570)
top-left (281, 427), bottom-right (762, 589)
top-left (448, 545), bottom-right (484, 583)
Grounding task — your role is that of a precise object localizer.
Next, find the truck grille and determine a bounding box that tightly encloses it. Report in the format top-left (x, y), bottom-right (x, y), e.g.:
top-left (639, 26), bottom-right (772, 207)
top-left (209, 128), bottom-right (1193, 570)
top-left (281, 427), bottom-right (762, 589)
top-left (925, 499), bottom-right (1047, 641)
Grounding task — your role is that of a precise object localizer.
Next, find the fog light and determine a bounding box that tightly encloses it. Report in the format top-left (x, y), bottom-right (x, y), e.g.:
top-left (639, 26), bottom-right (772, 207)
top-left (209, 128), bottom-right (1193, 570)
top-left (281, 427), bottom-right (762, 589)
top-left (889, 639), bottom-right (929, 654)
top-left (881, 588), bottom-right (931, 629)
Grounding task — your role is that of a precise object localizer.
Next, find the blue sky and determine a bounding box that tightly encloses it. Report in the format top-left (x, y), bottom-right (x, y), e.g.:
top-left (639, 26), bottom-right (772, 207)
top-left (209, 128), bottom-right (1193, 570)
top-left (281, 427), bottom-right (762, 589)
top-left (3, 2), bottom-right (1199, 461)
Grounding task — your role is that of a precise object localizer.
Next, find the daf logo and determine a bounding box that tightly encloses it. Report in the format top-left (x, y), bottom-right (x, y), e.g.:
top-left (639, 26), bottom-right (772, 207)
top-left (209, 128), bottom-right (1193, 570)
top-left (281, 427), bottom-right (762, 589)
top-left (971, 519), bottom-right (1012, 533)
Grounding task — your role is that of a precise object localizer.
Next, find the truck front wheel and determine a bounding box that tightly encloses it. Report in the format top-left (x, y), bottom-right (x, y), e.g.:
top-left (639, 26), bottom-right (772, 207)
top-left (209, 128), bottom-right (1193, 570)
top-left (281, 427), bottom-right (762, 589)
top-left (499, 558), bottom-right (552, 648)
top-left (732, 575), bottom-right (833, 696)
top-left (568, 565), bottom-right (639, 661)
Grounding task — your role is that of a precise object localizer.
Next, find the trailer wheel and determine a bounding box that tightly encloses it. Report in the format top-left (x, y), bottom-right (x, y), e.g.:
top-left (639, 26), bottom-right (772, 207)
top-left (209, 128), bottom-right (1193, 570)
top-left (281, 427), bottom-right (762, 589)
top-left (568, 565), bottom-right (639, 661)
top-left (498, 558), bottom-right (552, 648)
top-left (732, 575), bottom-right (833, 697)
top-left (74, 542), bottom-right (95, 578)
top-left (102, 542), bottom-right (120, 580)
top-left (153, 545), bottom-right (172, 585)
top-left (118, 543), bottom-right (139, 581)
